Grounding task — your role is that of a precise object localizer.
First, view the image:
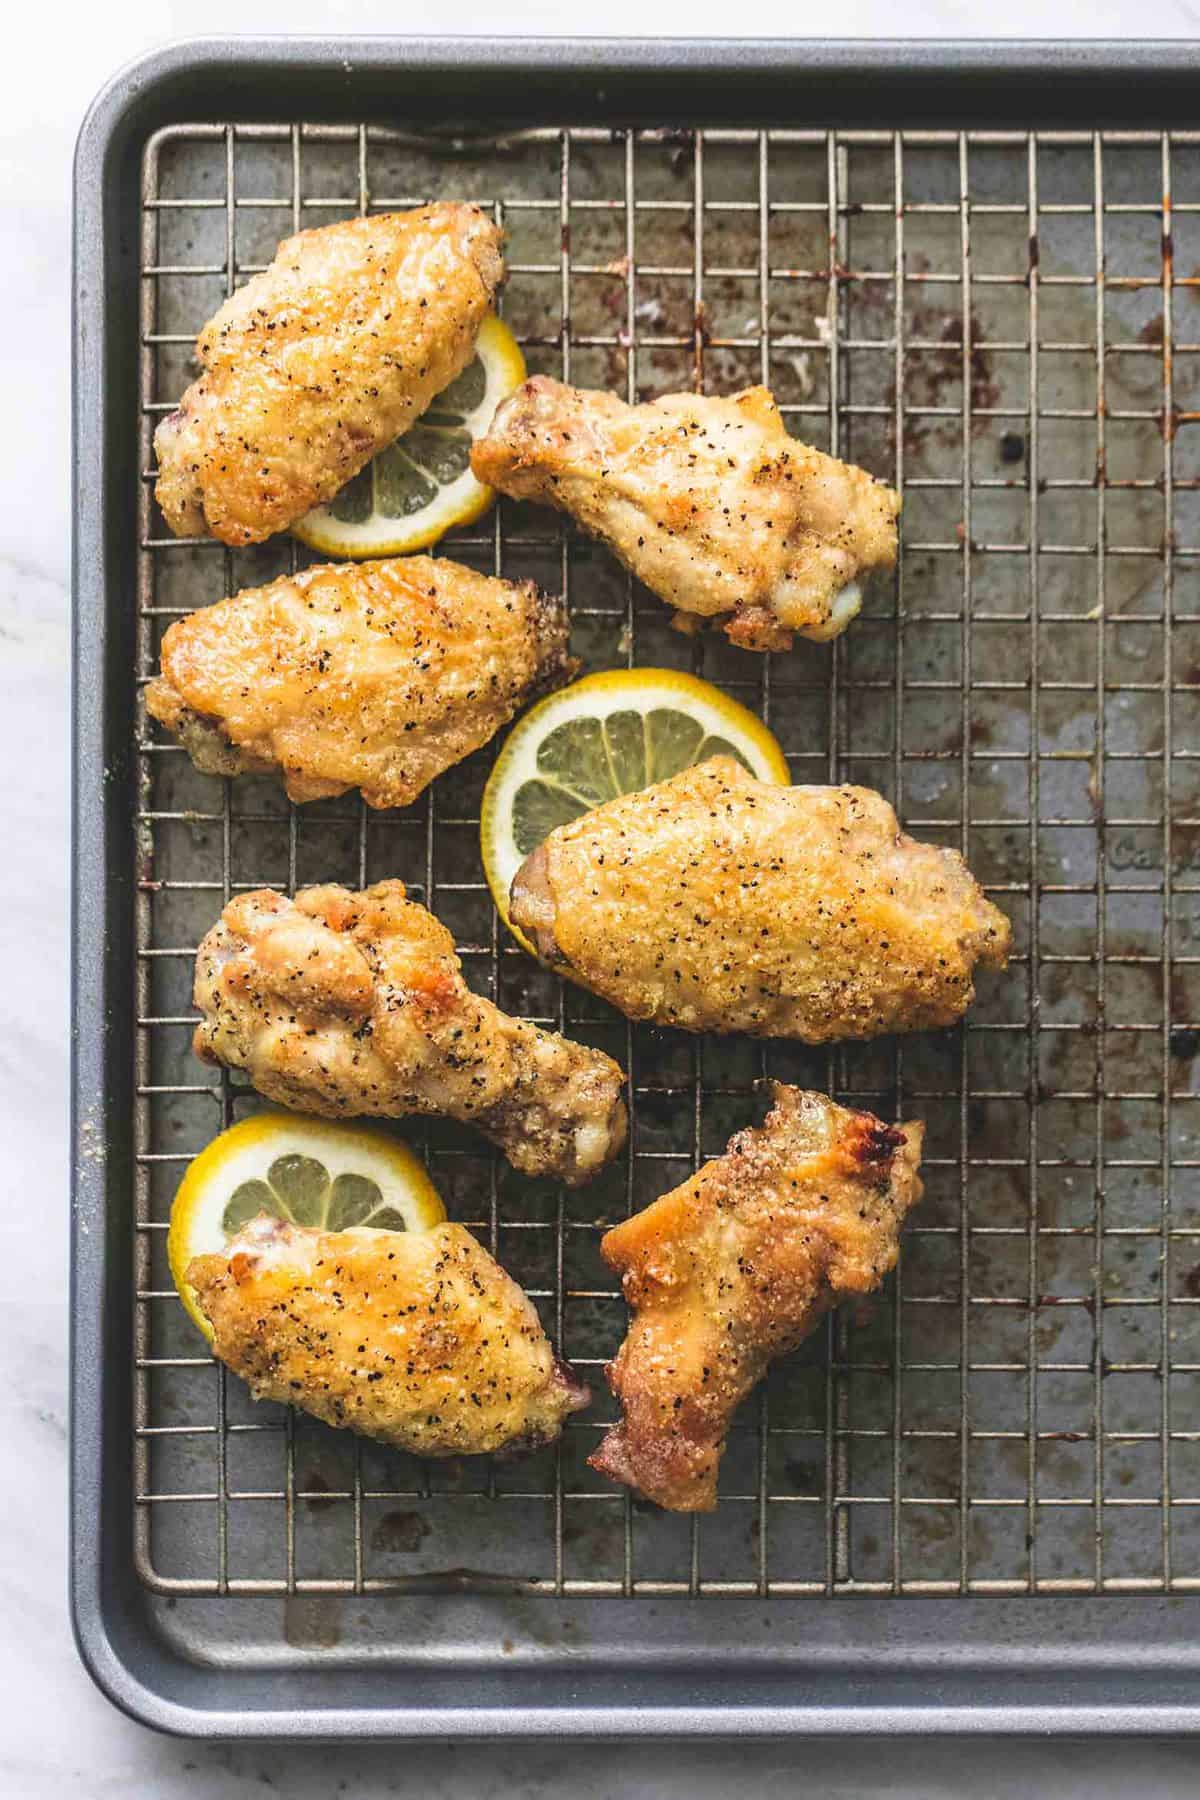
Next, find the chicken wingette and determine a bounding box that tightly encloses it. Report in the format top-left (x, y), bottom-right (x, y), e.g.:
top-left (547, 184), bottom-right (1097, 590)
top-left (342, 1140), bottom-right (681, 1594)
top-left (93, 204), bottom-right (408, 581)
top-left (189, 1215), bottom-right (589, 1458)
top-left (471, 377), bottom-right (899, 650)
top-left (590, 1085), bottom-right (923, 1511)
top-left (145, 556), bottom-right (575, 809)
top-left (510, 757), bottom-right (1010, 1041)
top-left (193, 883), bottom-right (627, 1185)
top-left (155, 204), bottom-right (504, 546)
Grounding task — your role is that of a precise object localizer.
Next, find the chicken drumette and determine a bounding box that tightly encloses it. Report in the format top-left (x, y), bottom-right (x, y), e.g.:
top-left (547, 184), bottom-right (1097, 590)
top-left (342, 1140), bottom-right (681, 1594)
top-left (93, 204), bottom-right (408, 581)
top-left (193, 882), bottom-right (627, 1185)
top-left (146, 556), bottom-right (575, 809)
top-left (471, 377), bottom-right (899, 650)
top-left (190, 1216), bottom-right (589, 1459)
top-left (511, 757), bottom-right (1010, 1042)
top-left (155, 204), bottom-right (504, 546)
top-left (591, 1085), bottom-right (924, 1511)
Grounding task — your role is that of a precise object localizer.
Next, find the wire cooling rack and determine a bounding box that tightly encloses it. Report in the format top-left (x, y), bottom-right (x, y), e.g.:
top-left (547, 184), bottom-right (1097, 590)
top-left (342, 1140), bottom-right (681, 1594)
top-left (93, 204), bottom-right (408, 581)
top-left (133, 120), bottom-right (1200, 1599)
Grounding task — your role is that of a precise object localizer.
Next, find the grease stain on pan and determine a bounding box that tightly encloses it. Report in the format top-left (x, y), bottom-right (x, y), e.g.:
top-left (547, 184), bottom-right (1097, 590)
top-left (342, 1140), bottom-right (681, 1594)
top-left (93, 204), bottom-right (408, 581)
top-left (283, 1594), bottom-right (343, 1649)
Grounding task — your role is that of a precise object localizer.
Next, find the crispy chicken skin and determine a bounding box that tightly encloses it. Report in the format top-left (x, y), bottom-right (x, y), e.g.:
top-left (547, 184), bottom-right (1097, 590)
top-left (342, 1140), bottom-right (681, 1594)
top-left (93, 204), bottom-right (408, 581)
top-left (145, 556), bottom-right (576, 809)
top-left (590, 1085), bottom-right (923, 1510)
top-left (193, 883), bottom-right (627, 1185)
top-left (189, 1216), bottom-right (589, 1458)
top-left (155, 205), bottom-right (504, 546)
top-left (471, 377), bottom-right (899, 650)
top-left (510, 757), bottom-right (1011, 1042)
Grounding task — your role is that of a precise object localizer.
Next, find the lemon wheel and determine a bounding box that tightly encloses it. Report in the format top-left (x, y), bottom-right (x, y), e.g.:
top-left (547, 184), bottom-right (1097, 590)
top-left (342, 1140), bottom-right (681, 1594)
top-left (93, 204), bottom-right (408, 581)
top-left (481, 668), bottom-right (790, 948)
top-left (166, 1114), bottom-right (445, 1339)
top-left (290, 314), bottom-right (526, 558)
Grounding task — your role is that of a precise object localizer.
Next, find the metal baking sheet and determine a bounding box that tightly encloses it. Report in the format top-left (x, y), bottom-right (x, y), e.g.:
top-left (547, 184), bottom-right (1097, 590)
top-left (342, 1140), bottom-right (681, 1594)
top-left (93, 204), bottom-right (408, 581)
top-left (73, 37), bottom-right (1200, 1735)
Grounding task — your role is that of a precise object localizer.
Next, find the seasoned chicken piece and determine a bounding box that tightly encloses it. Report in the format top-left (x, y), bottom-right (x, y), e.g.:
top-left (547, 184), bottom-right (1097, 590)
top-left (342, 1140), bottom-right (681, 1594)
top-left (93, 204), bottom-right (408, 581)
top-left (471, 377), bottom-right (899, 650)
top-left (590, 1085), bottom-right (923, 1510)
top-left (194, 883), bottom-right (626, 1186)
top-left (511, 757), bottom-right (1010, 1042)
top-left (145, 556), bottom-right (575, 809)
top-left (155, 205), bottom-right (504, 546)
top-left (189, 1215), bottom-right (588, 1458)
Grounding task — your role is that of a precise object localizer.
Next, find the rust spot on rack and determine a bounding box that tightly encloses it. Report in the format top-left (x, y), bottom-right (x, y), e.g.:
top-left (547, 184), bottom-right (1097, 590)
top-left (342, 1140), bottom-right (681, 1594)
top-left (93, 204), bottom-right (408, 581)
top-left (892, 304), bottom-right (1002, 457)
top-left (943, 314), bottom-right (1002, 416)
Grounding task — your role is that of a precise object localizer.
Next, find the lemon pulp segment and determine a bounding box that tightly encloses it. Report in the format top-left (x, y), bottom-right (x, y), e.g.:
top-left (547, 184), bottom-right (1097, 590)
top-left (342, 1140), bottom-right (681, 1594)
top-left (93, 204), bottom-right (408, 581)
top-left (291, 314), bottom-right (526, 558)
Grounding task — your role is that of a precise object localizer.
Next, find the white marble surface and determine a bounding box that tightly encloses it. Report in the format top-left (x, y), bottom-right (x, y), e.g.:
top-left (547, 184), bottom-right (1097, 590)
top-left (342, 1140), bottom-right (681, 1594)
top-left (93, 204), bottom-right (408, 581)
top-left (10, 3), bottom-right (1200, 1790)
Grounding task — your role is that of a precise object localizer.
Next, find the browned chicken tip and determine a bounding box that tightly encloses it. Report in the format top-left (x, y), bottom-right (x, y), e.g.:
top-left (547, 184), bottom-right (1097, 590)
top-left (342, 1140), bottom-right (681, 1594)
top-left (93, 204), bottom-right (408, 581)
top-left (155, 204), bottom-right (504, 546)
top-left (190, 1215), bottom-right (589, 1459)
top-left (145, 556), bottom-right (576, 810)
top-left (471, 377), bottom-right (899, 650)
top-left (193, 882), bottom-right (627, 1185)
top-left (590, 1084), bottom-right (924, 1511)
top-left (511, 756), bottom-right (1010, 1042)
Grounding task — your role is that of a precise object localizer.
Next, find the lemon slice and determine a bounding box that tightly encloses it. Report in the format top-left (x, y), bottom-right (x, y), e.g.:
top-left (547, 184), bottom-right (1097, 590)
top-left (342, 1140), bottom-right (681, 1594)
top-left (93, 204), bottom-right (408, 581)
top-left (290, 314), bottom-right (526, 558)
top-left (481, 668), bottom-right (790, 944)
top-left (166, 1114), bottom-right (446, 1339)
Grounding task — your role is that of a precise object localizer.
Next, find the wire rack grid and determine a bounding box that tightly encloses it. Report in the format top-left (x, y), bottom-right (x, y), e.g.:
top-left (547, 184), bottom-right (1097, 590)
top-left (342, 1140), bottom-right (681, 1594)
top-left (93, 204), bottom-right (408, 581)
top-left (133, 120), bottom-right (1200, 1602)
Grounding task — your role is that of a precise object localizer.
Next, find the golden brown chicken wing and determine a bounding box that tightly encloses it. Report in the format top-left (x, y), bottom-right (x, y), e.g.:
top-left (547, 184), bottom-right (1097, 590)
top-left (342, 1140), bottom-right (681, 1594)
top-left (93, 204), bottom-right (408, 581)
top-left (511, 757), bottom-right (1010, 1042)
top-left (471, 377), bottom-right (899, 650)
top-left (155, 205), bottom-right (504, 546)
top-left (189, 1215), bottom-right (588, 1458)
top-left (145, 556), bottom-right (575, 809)
top-left (590, 1085), bottom-right (923, 1511)
top-left (193, 883), bottom-right (627, 1185)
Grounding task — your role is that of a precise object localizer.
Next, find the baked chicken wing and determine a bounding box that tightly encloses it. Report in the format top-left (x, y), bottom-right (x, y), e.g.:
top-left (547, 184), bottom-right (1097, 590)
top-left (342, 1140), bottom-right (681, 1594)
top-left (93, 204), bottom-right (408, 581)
top-left (471, 377), bottom-right (899, 650)
top-left (145, 556), bottom-right (575, 809)
top-left (155, 204), bottom-right (504, 546)
top-left (194, 883), bottom-right (627, 1185)
top-left (590, 1085), bottom-right (923, 1510)
top-left (189, 1216), bottom-right (588, 1458)
top-left (511, 757), bottom-right (1011, 1041)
